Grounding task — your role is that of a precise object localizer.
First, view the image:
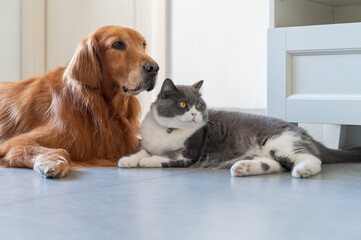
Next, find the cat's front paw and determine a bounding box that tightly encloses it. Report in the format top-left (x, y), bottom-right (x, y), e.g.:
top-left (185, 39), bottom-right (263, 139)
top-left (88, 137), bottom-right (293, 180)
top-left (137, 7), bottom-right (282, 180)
top-left (139, 156), bottom-right (168, 168)
top-left (118, 155), bottom-right (141, 168)
top-left (230, 161), bottom-right (251, 177)
top-left (118, 150), bottom-right (151, 168)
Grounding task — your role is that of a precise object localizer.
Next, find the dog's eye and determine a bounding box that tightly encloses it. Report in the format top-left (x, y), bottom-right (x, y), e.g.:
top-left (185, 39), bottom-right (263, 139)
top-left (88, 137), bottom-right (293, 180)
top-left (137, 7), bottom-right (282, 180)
top-left (112, 41), bottom-right (126, 50)
top-left (142, 42), bottom-right (146, 49)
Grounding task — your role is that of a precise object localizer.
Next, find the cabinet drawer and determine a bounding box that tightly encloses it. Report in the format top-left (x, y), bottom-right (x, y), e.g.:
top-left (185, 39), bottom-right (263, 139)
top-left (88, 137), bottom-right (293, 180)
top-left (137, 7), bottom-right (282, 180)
top-left (268, 23), bottom-right (361, 124)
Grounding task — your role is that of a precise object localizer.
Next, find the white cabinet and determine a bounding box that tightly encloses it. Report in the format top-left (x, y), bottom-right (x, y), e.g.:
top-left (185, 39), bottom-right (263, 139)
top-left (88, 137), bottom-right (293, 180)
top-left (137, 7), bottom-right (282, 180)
top-left (268, 0), bottom-right (361, 148)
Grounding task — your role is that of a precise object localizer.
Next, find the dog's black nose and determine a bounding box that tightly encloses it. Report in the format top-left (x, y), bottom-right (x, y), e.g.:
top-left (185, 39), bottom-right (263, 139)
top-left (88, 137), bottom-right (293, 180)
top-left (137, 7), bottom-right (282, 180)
top-left (143, 61), bottom-right (159, 77)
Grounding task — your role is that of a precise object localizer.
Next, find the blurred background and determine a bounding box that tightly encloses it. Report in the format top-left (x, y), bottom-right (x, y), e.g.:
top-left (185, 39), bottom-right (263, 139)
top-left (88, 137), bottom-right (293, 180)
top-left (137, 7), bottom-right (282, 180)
top-left (0, 0), bottom-right (268, 113)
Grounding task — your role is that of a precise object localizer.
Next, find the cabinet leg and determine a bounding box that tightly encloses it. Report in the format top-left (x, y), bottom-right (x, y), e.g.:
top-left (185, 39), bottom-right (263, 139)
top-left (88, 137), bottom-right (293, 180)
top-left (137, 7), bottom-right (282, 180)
top-left (323, 124), bottom-right (347, 149)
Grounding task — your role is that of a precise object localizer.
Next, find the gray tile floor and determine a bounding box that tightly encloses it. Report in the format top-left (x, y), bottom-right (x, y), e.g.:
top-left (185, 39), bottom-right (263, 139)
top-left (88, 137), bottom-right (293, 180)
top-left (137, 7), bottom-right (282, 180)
top-left (1, 164), bottom-right (361, 240)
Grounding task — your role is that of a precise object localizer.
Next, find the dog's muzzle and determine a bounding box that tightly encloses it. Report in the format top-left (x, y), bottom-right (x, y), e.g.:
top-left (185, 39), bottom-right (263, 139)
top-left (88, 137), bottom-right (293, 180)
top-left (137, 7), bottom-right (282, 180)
top-left (146, 77), bottom-right (156, 91)
top-left (122, 62), bottom-right (158, 94)
top-left (122, 76), bottom-right (156, 94)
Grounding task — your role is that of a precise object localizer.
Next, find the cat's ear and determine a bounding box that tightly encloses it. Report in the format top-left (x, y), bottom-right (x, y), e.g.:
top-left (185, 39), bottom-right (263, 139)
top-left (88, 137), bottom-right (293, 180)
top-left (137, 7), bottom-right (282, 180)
top-left (161, 78), bottom-right (178, 92)
top-left (192, 80), bottom-right (204, 91)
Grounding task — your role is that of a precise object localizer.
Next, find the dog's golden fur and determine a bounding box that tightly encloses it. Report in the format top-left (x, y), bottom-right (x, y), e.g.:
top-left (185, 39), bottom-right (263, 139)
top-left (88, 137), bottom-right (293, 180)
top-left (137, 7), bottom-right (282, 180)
top-left (0, 26), bottom-right (158, 178)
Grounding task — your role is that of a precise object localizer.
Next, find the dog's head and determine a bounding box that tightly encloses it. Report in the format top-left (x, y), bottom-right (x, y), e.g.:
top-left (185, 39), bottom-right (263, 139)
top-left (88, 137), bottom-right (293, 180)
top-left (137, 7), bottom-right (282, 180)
top-left (64, 25), bottom-right (159, 96)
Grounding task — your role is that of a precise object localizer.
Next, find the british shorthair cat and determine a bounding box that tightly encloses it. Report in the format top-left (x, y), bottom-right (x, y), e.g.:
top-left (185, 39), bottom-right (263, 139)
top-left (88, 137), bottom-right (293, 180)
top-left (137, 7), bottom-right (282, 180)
top-left (119, 79), bottom-right (361, 178)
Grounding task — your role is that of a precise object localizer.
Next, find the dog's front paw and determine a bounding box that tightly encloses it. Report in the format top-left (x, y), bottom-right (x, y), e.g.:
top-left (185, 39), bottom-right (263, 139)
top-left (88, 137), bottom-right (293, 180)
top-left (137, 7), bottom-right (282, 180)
top-left (118, 155), bottom-right (141, 168)
top-left (33, 150), bottom-right (70, 178)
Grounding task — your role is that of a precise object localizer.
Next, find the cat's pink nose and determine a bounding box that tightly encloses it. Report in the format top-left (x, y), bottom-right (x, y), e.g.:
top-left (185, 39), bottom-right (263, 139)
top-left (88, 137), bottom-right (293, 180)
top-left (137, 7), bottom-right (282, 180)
top-left (191, 112), bottom-right (197, 117)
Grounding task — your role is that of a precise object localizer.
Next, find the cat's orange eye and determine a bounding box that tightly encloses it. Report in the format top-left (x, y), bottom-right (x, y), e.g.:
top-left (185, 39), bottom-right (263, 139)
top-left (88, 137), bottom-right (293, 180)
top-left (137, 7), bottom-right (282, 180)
top-left (196, 103), bottom-right (202, 109)
top-left (179, 101), bottom-right (187, 108)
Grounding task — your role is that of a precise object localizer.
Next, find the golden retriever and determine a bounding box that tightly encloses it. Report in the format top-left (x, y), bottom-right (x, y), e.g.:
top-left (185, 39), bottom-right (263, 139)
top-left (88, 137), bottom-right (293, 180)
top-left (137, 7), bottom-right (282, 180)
top-left (0, 25), bottom-right (159, 178)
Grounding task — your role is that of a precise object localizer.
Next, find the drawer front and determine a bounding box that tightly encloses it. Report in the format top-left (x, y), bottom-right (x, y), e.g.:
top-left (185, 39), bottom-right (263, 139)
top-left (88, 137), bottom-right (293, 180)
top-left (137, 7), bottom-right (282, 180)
top-left (268, 23), bottom-right (361, 124)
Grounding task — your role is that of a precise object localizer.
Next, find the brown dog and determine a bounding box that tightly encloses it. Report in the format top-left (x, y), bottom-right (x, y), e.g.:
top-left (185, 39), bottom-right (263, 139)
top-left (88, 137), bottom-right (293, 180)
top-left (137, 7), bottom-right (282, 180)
top-left (0, 25), bottom-right (159, 178)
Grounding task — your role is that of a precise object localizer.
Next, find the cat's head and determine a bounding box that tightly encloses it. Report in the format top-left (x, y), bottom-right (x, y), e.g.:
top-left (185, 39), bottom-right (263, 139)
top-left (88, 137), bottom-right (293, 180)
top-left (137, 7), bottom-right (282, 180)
top-left (151, 79), bottom-right (208, 129)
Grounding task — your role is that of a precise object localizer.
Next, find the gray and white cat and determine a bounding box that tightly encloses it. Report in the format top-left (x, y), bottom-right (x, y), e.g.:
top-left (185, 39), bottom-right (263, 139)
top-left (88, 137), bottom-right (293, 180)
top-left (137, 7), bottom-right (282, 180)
top-left (118, 79), bottom-right (361, 178)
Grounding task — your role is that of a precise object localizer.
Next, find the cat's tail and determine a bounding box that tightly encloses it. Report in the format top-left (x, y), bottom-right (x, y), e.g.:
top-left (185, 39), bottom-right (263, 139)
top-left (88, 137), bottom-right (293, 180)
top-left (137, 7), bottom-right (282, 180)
top-left (318, 144), bottom-right (361, 164)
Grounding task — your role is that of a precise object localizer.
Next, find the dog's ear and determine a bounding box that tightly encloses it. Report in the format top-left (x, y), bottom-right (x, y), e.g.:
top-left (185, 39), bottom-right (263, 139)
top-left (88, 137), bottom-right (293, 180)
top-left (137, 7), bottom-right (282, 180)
top-left (65, 36), bottom-right (101, 88)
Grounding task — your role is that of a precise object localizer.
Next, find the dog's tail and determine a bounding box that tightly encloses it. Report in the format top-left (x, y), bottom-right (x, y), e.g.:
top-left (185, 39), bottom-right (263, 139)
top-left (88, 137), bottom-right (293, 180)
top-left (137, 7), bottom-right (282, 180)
top-left (318, 143), bottom-right (361, 164)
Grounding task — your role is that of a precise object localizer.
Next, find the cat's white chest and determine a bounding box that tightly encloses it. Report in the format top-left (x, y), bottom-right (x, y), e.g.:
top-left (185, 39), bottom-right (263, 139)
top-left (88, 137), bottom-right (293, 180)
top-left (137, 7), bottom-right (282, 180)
top-left (140, 112), bottom-right (197, 155)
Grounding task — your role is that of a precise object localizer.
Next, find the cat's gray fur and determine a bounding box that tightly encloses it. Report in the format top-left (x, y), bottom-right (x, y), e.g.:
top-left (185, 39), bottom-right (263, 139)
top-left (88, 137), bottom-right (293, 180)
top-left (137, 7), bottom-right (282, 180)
top-left (119, 79), bottom-right (361, 178)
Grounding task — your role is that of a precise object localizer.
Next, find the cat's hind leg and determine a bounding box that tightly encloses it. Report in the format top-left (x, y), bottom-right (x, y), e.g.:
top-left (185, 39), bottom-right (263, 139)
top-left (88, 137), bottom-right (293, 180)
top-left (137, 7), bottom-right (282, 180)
top-left (270, 151), bottom-right (322, 178)
top-left (263, 131), bottom-right (322, 178)
top-left (291, 154), bottom-right (321, 178)
top-left (231, 157), bottom-right (283, 177)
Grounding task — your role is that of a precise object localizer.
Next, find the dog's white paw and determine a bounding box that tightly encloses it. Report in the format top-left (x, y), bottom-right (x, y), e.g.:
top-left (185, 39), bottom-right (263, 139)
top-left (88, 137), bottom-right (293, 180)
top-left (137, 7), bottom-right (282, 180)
top-left (230, 160), bottom-right (251, 177)
top-left (139, 156), bottom-right (168, 168)
top-left (292, 161), bottom-right (321, 178)
top-left (118, 155), bottom-right (141, 168)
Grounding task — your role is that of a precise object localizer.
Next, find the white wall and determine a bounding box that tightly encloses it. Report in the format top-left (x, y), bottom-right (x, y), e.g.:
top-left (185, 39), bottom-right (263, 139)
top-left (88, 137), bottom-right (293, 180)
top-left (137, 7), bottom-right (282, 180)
top-left (46, 0), bottom-right (135, 70)
top-left (168, 0), bottom-right (269, 109)
top-left (0, 0), bottom-right (21, 82)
